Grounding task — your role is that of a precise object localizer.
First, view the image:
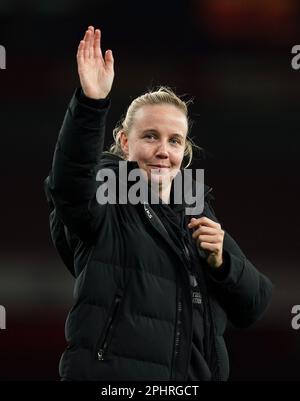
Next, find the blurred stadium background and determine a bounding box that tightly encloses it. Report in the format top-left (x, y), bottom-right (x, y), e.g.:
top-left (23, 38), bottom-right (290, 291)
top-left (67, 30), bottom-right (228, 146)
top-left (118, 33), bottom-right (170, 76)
top-left (0, 0), bottom-right (300, 380)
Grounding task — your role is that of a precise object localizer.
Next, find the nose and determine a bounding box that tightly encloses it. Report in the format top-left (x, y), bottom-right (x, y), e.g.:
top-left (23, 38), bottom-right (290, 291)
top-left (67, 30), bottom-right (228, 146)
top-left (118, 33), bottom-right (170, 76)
top-left (155, 141), bottom-right (169, 159)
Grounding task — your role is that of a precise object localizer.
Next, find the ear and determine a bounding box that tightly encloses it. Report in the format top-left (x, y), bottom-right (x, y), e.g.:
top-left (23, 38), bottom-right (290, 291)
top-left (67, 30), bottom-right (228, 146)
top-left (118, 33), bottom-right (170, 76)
top-left (119, 130), bottom-right (129, 156)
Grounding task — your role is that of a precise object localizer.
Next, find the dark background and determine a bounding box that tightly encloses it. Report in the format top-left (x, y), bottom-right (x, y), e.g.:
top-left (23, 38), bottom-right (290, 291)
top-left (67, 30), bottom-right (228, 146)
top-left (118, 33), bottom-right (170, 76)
top-left (0, 0), bottom-right (299, 381)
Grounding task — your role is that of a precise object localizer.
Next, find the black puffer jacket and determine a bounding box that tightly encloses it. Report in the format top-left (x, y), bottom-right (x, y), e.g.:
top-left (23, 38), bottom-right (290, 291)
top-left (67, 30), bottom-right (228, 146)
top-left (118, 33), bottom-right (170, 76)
top-left (44, 88), bottom-right (273, 381)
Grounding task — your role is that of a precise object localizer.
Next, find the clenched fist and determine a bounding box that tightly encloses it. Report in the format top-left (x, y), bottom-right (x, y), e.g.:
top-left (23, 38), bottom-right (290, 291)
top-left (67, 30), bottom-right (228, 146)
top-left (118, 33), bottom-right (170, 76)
top-left (188, 216), bottom-right (225, 269)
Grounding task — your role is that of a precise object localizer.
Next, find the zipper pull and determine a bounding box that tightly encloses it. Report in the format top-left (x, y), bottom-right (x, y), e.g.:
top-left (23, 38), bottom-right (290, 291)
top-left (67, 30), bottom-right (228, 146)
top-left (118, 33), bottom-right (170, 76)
top-left (97, 349), bottom-right (105, 361)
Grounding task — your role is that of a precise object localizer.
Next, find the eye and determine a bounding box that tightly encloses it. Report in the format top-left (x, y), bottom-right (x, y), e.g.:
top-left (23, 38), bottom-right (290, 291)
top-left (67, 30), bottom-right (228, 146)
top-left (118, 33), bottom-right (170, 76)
top-left (144, 133), bottom-right (156, 140)
top-left (170, 137), bottom-right (182, 145)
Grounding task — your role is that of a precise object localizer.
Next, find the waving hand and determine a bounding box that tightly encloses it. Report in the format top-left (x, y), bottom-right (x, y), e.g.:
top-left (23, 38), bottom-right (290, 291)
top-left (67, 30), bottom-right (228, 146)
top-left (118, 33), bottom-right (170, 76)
top-left (77, 26), bottom-right (114, 99)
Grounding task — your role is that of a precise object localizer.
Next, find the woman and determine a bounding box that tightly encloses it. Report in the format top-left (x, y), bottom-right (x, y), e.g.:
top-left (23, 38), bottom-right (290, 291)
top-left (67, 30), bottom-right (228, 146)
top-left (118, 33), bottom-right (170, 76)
top-left (44, 26), bottom-right (273, 381)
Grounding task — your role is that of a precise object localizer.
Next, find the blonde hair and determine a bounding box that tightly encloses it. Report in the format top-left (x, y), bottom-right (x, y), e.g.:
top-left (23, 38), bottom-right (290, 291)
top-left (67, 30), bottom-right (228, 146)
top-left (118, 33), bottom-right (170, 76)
top-left (104, 86), bottom-right (202, 168)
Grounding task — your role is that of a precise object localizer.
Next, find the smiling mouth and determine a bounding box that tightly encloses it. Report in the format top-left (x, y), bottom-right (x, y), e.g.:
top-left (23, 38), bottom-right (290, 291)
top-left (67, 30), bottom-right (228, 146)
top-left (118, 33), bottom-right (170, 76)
top-left (148, 165), bottom-right (170, 169)
top-left (147, 166), bottom-right (172, 177)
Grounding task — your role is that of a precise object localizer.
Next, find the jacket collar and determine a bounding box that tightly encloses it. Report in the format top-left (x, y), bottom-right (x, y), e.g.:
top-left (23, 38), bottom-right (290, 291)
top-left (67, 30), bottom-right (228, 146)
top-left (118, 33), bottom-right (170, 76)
top-left (99, 153), bottom-right (213, 266)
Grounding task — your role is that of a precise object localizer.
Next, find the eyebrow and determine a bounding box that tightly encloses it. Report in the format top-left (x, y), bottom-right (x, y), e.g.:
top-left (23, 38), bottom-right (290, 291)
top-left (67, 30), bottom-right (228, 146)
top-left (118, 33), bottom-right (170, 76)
top-left (142, 129), bottom-right (185, 138)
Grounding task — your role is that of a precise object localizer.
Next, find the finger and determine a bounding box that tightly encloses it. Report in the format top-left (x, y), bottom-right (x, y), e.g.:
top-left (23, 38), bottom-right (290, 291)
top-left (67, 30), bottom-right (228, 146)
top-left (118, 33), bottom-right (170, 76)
top-left (104, 49), bottom-right (114, 71)
top-left (188, 217), bottom-right (202, 229)
top-left (190, 216), bottom-right (220, 228)
top-left (196, 234), bottom-right (222, 244)
top-left (94, 29), bottom-right (103, 60)
top-left (83, 29), bottom-right (89, 41)
top-left (77, 40), bottom-right (85, 65)
top-left (192, 227), bottom-right (224, 240)
top-left (88, 27), bottom-right (95, 58)
top-left (79, 29), bottom-right (89, 61)
top-left (89, 27), bottom-right (95, 58)
top-left (84, 30), bottom-right (90, 59)
top-left (190, 225), bottom-right (216, 237)
top-left (199, 242), bottom-right (219, 253)
top-left (188, 216), bottom-right (220, 229)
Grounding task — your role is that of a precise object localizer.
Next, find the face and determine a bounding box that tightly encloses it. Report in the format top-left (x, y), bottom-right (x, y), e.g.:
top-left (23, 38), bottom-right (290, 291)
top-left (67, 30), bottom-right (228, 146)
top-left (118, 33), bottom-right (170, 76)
top-left (120, 104), bottom-right (187, 187)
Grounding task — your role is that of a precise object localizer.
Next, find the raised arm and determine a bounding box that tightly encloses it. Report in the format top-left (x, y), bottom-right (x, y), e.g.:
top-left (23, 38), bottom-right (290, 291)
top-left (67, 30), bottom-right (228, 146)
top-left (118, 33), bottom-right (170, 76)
top-left (45, 26), bottom-right (115, 243)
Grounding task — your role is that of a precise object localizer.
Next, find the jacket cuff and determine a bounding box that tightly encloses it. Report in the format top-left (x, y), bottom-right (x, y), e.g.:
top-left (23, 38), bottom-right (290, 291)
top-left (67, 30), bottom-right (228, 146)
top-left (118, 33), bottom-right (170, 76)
top-left (207, 249), bottom-right (230, 281)
top-left (63, 87), bottom-right (111, 131)
top-left (207, 249), bottom-right (245, 289)
top-left (77, 87), bottom-right (110, 109)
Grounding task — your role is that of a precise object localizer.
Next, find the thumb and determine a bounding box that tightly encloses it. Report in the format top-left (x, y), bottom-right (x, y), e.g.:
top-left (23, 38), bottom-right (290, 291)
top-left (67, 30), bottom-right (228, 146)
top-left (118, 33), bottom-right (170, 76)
top-left (105, 49), bottom-right (114, 68)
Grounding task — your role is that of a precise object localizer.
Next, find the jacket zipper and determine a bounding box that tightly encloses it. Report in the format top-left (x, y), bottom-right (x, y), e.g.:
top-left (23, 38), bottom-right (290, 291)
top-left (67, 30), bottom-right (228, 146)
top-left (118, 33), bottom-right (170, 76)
top-left (181, 239), bottom-right (198, 381)
top-left (205, 291), bottom-right (223, 381)
top-left (182, 241), bottom-right (190, 262)
top-left (170, 286), bottom-right (183, 379)
top-left (172, 234), bottom-right (192, 376)
top-left (97, 293), bottom-right (122, 361)
top-left (174, 296), bottom-right (183, 359)
top-left (143, 203), bottom-right (208, 380)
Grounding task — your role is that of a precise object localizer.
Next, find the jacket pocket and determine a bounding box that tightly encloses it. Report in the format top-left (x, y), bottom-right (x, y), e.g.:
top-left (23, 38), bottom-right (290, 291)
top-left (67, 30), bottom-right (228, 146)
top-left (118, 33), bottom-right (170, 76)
top-left (96, 289), bottom-right (123, 361)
